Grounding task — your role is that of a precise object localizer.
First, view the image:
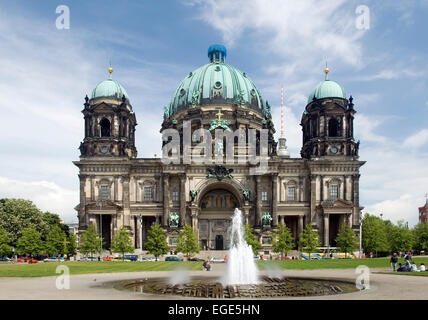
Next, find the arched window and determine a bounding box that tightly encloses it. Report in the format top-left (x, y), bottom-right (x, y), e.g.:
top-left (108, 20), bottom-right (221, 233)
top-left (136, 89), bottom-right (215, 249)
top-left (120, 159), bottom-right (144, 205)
top-left (100, 118), bottom-right (111, 137)
top-left (328, 118), bottom-right (339, 137)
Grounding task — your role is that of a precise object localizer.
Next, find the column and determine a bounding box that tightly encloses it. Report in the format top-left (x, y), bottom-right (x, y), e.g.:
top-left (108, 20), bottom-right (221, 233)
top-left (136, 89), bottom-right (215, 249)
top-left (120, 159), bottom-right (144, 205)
top-left (353, 174), bottom-right (360, 226)
top-left (255, 176), bottom-right (262, 227)
top-left (323, 213), bottom-right (329, 247)
top-left (78, 174), bottom-right (87, 229)
top-left (114, 176), bottom-right (118, 201)
top-left (271, 173), bottom-right (278, 227)
top-left (179, 174), bottom-right (186, 226)
top-left (320, 176), bottom-right (324, 201)
top-left (122, 175), bottom-right (131, 228)
top-left (90, 175), bottom-right (95, 201)
top-left (191, 208), bottom-right (199, 239)
top-left (298, 215), bottom-right (304, 238)
top-left (163, 174), bottom-right (170, 227)
top-left (242, 207), bottom-right (250, 224)
top-left (208, 220), bottom-right (212, 250)
top-left (310, 175), bottom-right (316, 223)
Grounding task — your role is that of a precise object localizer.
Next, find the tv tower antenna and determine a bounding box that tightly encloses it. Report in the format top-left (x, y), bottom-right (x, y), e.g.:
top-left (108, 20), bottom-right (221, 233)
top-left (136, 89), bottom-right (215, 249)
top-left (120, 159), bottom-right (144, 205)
top-left (277, 85), bottom-right (290, 158)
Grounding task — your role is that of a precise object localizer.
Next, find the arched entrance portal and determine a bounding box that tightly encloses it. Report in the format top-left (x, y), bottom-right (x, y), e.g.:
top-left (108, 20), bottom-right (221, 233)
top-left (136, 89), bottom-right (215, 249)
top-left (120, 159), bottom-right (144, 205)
top-left (198, 188), bottom-right (240, 250)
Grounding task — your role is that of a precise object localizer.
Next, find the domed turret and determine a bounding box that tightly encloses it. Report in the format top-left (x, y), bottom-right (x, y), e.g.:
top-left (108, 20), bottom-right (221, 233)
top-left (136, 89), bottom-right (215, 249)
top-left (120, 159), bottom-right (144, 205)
top-left (79, 66), bottom-right (137, 159)
top-left (91, 67), bottom-right (129, 101)
top-left (165, 45), bottom-right (267, 118)
top-left (301, 67), bottom-right (358, 159)
top-left (307, 67), bottom-right (346, 104)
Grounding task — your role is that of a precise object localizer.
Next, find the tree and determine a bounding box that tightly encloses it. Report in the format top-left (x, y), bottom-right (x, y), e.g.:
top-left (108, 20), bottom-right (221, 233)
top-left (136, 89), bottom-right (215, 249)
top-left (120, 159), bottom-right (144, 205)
top-left (176, 225), bottom-right (200, 257)
top-left (272, 224), bottom-right (294, 258)
top-left (389, 220), bottom-right (414, 253)
top-left (335, 223), bottom-right (358, 258)
top-left (413, 223), bottom-right (428, 253)
top-left (46, 225), bottom-right (66, 256)
top-left (362, 214), bottom-right (389, 255)
top-left (79, 224), bottom-right (104, 257)
top-left (0, 227), bottom-right (13, 257)
top-left (145, 224), bottom-right (169, 261)
top-left (298, 224), bottom-right (320, 259)
top-left (244, 224), bottom-right (261, 255)
top-left (67, 233), bottom-right (77, 255)
top-left (16, 226), bottom-right (44, 257)
top-left (111, 226), bottom-right (135, 260)
top-left (0, 198), bottom-right (48, 245)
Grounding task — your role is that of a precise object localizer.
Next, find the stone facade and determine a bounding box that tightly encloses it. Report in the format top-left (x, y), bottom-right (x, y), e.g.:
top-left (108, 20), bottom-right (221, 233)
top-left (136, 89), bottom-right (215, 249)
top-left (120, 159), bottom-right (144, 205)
top-left (74, 47), bottom-right (364, 253)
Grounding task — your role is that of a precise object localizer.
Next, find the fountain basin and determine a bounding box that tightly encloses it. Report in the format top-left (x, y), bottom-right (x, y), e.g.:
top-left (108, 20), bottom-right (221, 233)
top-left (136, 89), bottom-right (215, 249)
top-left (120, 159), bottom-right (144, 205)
top-left (115, 276), bottom-right (358, 298)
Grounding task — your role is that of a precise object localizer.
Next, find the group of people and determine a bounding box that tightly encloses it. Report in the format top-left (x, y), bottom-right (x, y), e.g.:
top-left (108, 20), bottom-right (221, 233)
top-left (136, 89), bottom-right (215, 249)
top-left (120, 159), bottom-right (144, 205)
top-left (390, 253), bottom-right (427, 272)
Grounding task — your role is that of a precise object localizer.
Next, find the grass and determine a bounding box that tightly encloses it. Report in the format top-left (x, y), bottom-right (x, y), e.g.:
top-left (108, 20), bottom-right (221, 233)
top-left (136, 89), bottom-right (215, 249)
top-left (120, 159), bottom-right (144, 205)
top-left (0, 261), bottom-right (204, 277)
top-left (3, 257), bottom-right (428, 277)
top-left (257, 257), bottom-right (428, 270)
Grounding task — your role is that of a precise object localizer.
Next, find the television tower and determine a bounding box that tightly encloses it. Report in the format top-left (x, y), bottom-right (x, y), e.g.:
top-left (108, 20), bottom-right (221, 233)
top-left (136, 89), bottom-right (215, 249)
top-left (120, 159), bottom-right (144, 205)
top-left (277, 85), bottom-right (290, 157)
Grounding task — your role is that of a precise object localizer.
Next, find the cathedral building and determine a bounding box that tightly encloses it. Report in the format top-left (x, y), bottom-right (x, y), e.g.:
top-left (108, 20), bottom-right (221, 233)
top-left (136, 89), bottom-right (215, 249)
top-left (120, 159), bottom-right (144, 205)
top-left (74, 45), bottom-right (364, 252)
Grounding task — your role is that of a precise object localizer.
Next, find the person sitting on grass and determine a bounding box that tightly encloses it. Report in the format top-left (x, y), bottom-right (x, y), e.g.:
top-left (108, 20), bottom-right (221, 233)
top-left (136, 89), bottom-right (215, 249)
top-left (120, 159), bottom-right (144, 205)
top-left (419, 263), bottom-right (426, 272)
top-left (405, 258), bottom-right (411, 269)
top-left (397, 263), bottom-right (409, 272)
top-left (410, 261), bottom-right (418, 272)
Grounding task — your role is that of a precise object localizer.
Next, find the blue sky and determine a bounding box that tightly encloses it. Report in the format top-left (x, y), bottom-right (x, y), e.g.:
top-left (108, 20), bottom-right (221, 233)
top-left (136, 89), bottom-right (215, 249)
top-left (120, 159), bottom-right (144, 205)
top-left (0, 0), bottom-right (427, 225)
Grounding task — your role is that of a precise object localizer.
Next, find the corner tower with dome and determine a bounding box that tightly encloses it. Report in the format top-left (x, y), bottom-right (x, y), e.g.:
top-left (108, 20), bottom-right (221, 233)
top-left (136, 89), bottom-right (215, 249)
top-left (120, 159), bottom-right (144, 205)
top-left (74, 46), bottom-right (364, 254)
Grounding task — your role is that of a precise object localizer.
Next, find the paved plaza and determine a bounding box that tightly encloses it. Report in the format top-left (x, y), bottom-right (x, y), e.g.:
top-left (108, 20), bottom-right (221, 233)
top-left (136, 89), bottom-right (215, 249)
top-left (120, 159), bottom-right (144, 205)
top-left (0, 263), bottom-right (427, 300)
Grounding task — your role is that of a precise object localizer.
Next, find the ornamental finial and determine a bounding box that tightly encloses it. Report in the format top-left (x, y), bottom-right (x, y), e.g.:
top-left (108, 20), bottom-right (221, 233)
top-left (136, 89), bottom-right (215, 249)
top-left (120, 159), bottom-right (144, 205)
top-left (324, 62), bottom-right (329, 80)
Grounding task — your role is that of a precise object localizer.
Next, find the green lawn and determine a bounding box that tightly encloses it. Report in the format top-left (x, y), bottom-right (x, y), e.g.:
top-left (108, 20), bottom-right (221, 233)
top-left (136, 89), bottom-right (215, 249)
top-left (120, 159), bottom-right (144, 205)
top-left (0, 261), bottom-right (204, 277)
top-left (257, 257), bottom-right (428, 270)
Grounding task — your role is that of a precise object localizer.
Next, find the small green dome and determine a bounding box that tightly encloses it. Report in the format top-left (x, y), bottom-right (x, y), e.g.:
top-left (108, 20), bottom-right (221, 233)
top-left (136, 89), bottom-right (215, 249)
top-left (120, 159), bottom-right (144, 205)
top-left (308, 80), bottom-right (346, 104)
top-left (91, 78), bottom-right (129, 101)
top-left (167, 45), bottom-right (265, 117)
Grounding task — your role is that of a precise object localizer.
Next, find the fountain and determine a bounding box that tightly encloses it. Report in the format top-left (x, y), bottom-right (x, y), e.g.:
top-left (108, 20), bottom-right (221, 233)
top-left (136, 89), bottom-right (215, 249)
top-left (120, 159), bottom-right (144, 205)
top-left (223, 208), bottom-right (259, 285)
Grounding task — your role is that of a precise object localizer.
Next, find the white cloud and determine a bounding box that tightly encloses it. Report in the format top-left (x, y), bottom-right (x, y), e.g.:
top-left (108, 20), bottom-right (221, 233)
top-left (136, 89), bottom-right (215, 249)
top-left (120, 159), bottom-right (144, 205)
top-left (403, 129), bottom-right (428, 149)
top-left (356, 68), bottom-right (426, 81)
top-left (0, 7), bottom-right (184, 220)
top-left (0, 177), bottom-right (78, 223)
top-left (354, 113), bottom-right (388, 144)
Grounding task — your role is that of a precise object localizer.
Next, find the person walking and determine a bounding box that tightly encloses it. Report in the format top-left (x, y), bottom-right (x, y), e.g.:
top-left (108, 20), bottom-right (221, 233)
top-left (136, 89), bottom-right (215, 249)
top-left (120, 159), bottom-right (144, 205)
top-left (390, 253), bottom-right (398, 271)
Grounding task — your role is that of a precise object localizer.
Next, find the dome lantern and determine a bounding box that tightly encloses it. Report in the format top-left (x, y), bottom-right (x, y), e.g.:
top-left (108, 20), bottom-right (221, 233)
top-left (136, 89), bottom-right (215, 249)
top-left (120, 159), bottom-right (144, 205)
top-left (208, 44), bottom-right (227, 63)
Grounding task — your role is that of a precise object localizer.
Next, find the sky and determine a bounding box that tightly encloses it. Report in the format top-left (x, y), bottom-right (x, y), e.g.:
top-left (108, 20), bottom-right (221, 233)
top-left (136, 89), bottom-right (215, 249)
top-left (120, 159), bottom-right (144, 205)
top-left (0, 0), bottom-right (427, 226)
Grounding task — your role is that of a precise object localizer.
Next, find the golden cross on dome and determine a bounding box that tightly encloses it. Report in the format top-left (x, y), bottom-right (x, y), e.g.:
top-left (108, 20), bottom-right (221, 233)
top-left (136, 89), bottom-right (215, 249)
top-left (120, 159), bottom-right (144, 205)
top-left (216, 109), bottom-right (224, 121)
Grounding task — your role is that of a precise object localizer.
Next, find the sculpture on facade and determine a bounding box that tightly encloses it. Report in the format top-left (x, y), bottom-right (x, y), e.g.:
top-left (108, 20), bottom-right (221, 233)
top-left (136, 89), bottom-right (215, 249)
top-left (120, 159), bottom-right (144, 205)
top-left (169, 212), bottom-right (179, 228)
top-left (190, 190), bottom-right (198, 202)
top-left (206, 165), bottom-right (233, 181)
top-left (242, 189), bottom-right (251, 201)
top-left (261, 212), bottom-right (272, 227)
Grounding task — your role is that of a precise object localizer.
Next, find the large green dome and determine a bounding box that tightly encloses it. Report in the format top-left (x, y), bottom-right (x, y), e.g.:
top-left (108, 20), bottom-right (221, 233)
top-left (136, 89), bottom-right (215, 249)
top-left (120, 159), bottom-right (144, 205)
top-left (167, 45), bottom-right (266, 117)
top-left (91, 77), bottom-right (129, 101)
top-left (308, 79), bottom-right (346, 104)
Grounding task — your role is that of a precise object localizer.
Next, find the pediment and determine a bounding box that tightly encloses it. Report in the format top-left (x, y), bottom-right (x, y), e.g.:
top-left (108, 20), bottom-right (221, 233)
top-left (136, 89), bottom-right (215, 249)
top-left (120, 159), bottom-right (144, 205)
top-left (320, 199), bottom-right (353, 208)
top-left (91, 102), bottom-right (115, 113)
top-left (86, 200), bottom-right (122, 210)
